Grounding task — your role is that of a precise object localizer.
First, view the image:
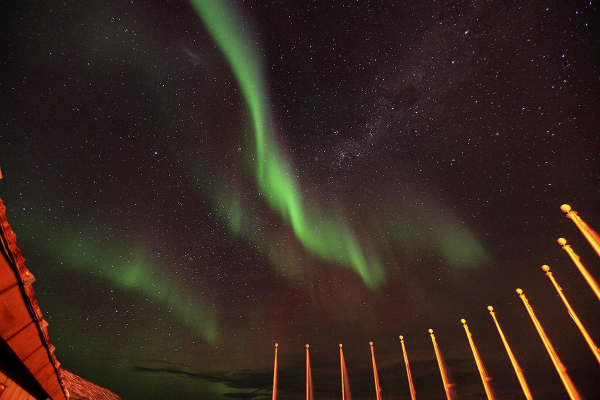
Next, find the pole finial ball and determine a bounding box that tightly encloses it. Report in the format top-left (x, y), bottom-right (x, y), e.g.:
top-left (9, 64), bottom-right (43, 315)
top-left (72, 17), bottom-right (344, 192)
top-left (516, 288), bottom-right (523, 295)
top-left (399, 335), bottom-right (404, 340)
top-left (542, 265), bottom-right (550, 272)
top-left (428, 329), bottom-right (433, 334)
top-left (339, 343), bottom-right (343, 348)
top-left (560, 204), bottom-right (572, 213)
top-left (487, 305), bottom-right (494, 311)
top-left (369, 341), bottom-right (373, 346)
top-left (306, 344), bottom-right (309, 349)
top-left (275, 343), bottom-right (278, 348)
top-left (557, 238), bottom-right (567, 245)
top-left (461, 318), bottom-right (466, 324)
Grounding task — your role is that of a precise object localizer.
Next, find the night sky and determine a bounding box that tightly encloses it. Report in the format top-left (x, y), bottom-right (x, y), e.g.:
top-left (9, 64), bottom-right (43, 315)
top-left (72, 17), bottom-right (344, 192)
top-left (1, 1), bottom-right (599, 399)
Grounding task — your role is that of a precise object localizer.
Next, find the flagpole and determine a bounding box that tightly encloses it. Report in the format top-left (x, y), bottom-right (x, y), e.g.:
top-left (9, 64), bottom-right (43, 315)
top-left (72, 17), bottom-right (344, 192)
top-left (542, 265), bottom-right (600, 364)
top-left (339, 344), bottom-right (346, 400)
top-left (399, 336), bottom-right (417, 400)
top-left (272, 343), bottom-right (278, 400)
top-left (461, 319), bottom-right (495, 400)
top-left (369, 342), bottom-right (382, 400)
top-left (558, 238), bottom-right (600, 302)
top-left (516, 289), bottom-right (582, 400)
top-left (487, 306), bottom-right (533, 399)
top-left (561, 204), bottom-right (600, 258)
top-left (306, 344), bottom-right (313, 400)
top-left (306, 344), bottom-right (308, 400)
top-left (429, 329), bottom-right (453, 400)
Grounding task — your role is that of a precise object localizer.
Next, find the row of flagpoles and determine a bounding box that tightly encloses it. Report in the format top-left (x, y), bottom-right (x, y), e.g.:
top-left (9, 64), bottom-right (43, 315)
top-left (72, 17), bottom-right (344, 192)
top-left (269, 205), bottom-right (599, 400)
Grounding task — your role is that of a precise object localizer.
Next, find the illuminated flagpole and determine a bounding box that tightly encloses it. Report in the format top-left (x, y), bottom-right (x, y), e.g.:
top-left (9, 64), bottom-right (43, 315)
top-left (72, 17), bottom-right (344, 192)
top-left (272, 343), bottom-right (278, 400)
top-left (542, 265), bottom-right (600, 364)
top-left (561, 204), bottom-right (600, 258)
top-left (339, 344), bottom-right (346, 400)
top-left (306, 344), bottom-right (309, 400)
top-left (461, 319), bottom-right (495, 400)
top-left (369, 342), bottom-right (382, 400)
top-left (429, 329), bottom-right (454, 400)
top-left (306, 344), bottom-right (314, 400)
top-left (558, 237), bottom-right (600, 302)
top-left (487, 306), bottom-right (533, 400)
top-left (399, 336), bottom-right (416, 400)
top-left (516, 289), bottom-right (582, 400)
top-left (339, 344), bottom-right (352, 400)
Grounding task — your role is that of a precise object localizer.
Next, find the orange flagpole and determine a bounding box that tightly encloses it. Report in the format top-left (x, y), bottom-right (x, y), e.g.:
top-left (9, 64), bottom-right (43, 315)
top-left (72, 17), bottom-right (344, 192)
top-left (429, 329), bottom-right (454, 400)
top-left (339, 344), bottom-right (346, 400)
top-left (487, 306), bottom-right (533, 400)
top-left (399, 336), bottom-right (416, 400)
top-left (542, 265), bottom-right (600, 364)
top-left (461, 319), bottom-right (495, 400)
top-left (339, 344), bottom-right (352, 400)
top-left (558, 238), bottom-right (600, 302)
top-left (561, 204), bottom-right (600, 258)
top-left (369, 342), bottom-right (382, 400)
top-left (272, 343), bottom-right (278, 400)
top-left (516, 289), bottom-right (582, 400)
top-left (306, 344), bottom-right (314, 400)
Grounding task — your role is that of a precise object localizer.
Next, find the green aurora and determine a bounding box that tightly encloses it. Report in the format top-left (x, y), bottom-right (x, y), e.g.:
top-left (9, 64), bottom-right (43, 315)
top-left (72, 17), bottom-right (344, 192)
top-left (14, 214), bottom-right (218, 345)
top-left (189, 0), bottom-right (490, 287)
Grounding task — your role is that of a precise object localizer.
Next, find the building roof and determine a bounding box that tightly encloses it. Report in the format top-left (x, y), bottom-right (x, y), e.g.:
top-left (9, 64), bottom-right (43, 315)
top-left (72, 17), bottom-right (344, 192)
top-left (0, 197), bottom-right (70, 399)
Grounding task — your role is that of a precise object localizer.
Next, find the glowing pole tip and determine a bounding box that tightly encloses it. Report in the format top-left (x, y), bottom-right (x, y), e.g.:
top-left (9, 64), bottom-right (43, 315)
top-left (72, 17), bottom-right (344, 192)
top-left (429, 329), bottom-right (434, 334)
top-left (339, 344), bottom-right (343, 348)
top-left (369, 341), bottom-right (374, 346)
top-left (559, 203), bottom-right (600, 258)
top-left (399, 335), bottom-right (403, 340)
top-left (461, 318), bottom-right (466, 324)
top-left (306, 344), bottom-right (309, 349)
top-left (516, 288), bottom-right (523, 295)
top-left (487, 305), bottom-right (494, 311)
top-left (558, 238), bottom-right (567, 245)
top-left (275, 343), bottom-right (278, 348)
top-left (542, 265), bottom-right (550, 272)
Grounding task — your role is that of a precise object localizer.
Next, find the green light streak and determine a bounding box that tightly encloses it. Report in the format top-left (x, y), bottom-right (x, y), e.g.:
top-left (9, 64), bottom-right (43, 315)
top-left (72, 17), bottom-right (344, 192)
top-left (16, 216), bottom-right (217, 345)
top-left (435, 221), bottom-right (489, 269)
top-left (375, 201), bottom-right (491, 268)
top-left (190, 0), bottom-right (385, 288)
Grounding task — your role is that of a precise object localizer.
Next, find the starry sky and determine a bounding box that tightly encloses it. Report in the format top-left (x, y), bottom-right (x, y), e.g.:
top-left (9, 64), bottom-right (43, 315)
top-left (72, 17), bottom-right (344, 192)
top-left (1, 0), bottom-right (599, 399)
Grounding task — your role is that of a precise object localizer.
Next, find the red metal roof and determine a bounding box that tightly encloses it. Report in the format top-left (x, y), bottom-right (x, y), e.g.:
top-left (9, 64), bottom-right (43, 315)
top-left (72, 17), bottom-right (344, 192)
top-left (0, 198), bottom-right (69, 400)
